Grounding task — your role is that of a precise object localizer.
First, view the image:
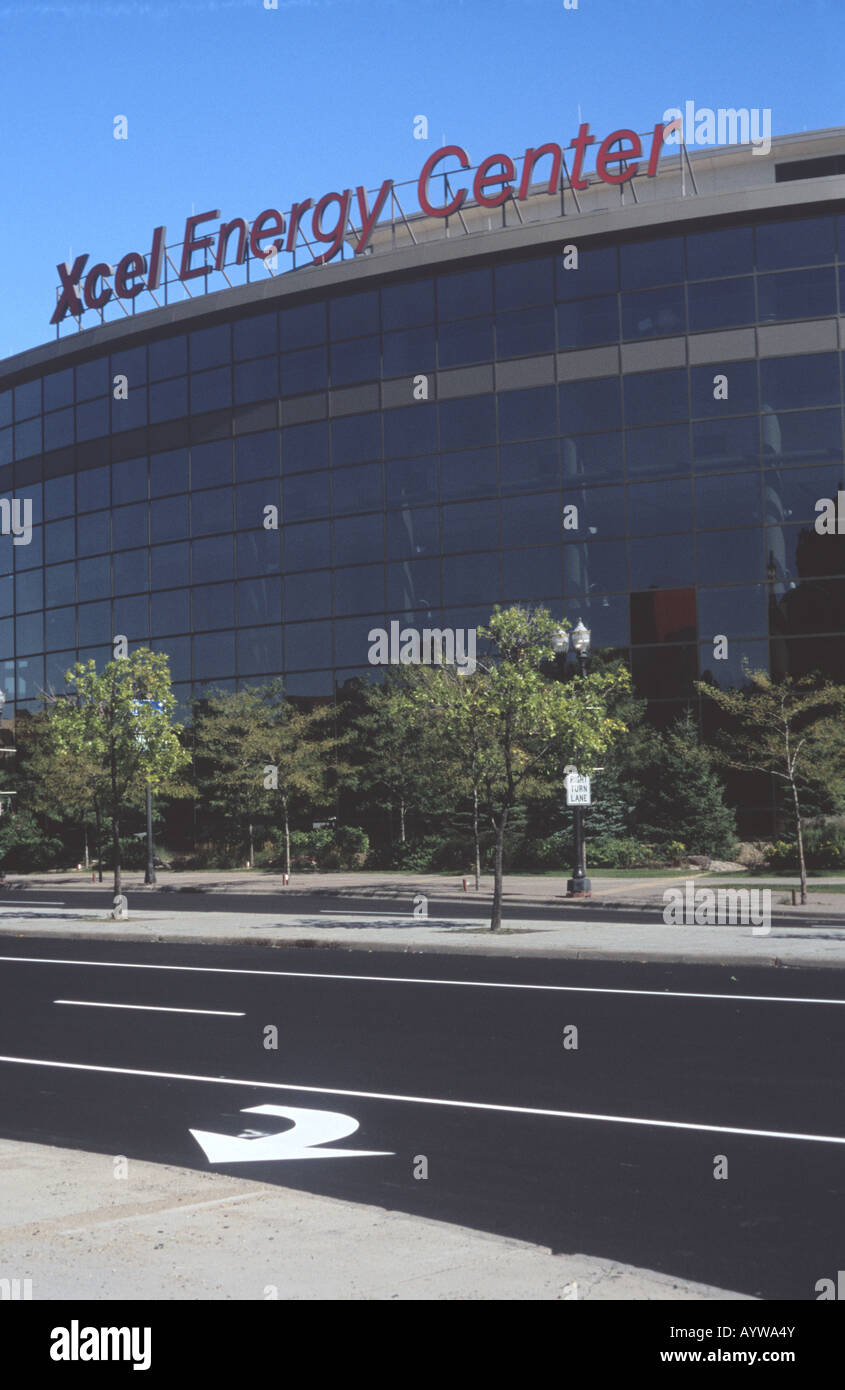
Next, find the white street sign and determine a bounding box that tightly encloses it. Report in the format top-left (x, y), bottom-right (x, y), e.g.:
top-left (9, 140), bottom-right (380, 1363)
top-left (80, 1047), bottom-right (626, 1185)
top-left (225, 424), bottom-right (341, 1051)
top-left (190, 1104), bottom-right (393, 1163)
top-left (565, 773), bottom-right (591, 807)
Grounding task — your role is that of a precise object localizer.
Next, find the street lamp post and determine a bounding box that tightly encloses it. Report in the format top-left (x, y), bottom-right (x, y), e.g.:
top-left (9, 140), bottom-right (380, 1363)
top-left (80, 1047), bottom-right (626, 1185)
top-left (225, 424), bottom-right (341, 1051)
top-left (553, 620), bottom-right (593, 898)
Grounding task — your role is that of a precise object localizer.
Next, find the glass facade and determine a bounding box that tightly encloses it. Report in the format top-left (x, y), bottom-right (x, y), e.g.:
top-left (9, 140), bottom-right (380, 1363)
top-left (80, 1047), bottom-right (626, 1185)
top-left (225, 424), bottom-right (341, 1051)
top-left (2, 208), bottom-right (845, 721)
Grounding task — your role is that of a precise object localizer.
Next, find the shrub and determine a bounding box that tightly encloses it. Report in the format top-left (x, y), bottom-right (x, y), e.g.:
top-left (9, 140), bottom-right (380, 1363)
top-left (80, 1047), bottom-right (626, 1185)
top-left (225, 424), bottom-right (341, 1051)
top-left (588, 836), bottom-right (657, 869)
top-left (768, 827), bottom-right (845, 871)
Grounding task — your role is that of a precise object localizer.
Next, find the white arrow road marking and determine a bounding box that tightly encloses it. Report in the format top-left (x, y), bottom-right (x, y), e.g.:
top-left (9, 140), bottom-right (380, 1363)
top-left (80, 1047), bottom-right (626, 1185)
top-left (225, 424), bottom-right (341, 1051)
top-left (190, 1104), bottom-right (393, 1163)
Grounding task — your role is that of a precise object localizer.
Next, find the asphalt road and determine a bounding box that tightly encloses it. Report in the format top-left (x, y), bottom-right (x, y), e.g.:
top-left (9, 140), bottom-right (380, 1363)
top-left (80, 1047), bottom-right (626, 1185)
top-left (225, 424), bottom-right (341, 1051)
top-left (0, 883), bottom-right (835, 928)
top-left (0, 936), bottom-right (843, 1299)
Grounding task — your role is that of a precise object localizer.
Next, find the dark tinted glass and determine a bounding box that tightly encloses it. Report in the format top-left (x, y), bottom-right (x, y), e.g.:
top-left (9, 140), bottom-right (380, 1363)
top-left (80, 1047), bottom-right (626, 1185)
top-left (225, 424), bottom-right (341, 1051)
top-left (495, 257), bottom-right (554, 310)
top-left (697, 528), bottom-right (765, 585)
top-left (498, 386), bottom-right (557, 441)
top-left (439, 447), bottom-right (497, 500)
top-left (149, 378), bottom-right (188, 423)
top-left (280, 346), bottom-right (328, 396)
top-left (499, 438), bottom-right (560, 494)
top-left (695, 473), bottom-right (763, 529)
top-left (691, 361), bottom-right (758, 417)
top-left (282, 472), bottom-right (330, 523)
top-left (75, 358), bottom-right (109, 401)
top-left (192, 438), bottom-right (232, 489)
top-left (237, 575), bottom-right (282, 626)
top-left (385, 507), bottom-right (438, 559)
top-left (385, 456), bottom-right (437, 507)
top-left (150, 495), bottom-right (189, 543)
top-left (621, 286), bottom-right (685, 339)
top-left (555, 245), bottom-right (619, 300)
top-left (283, 420), bottom-right (329, 473)
top-left (235, 430), bottom-right (279, 481)
top-left (381, 279), bottom-right (435, 330)
top-left (331, 413), bottom-right (381, 466)
top-left (496, 305), bottom-right (555, 358)
top-left (149, 336), bottom-right (187, 380)
top-left (192, 533), bottom-right (235, 583)
top-left (151, 542), bottom-right (190, 590)
top-left (329, 290), bottom-right (379, 340)
top-left (693, 416), bottom-right (760, 472)
top-left (282, 520), bottom-right (331, 572)
top-left (757, 267), bottom-right (837, 322)
top-left (152, 589), bottom-right (190, 635)
top-left (685, 225), bottom-right (754, 280)
top-left (112, 456), bottom-right (147, 505)
top-left (331, 336), bottom-right (380, 386)
top-left (382, 326), bottom-right (436, 376)
top-left (755, 216), bottom-right (835, 270)
top-left (624, 369), bottom-right (688, 426)
top-left (437, 267), bottom-right (493, 321)
top-left (557, 295), bottom-right (619, 348)
top-left (559, 377), bottom-right (622, 433)
top-left (333, 564), bottom-right (384, 616)
top-left (384, 403), bottom-right (437, 457)
top-left (442, 500), bottom-right (498, 553)
top-left (283, 570), bottom-right (332, 620)
top-left (688, 277), bottom-right (755, 331)
top-left (333, 462), bottom-right (382, 514)
top-left (44, 369), bottom-right (74, 411)
top-left (627, 477), bottom-right (693, 534)
top-left (437, 317), bottom-right (494, 367)
top-left (760, 354), bottom-right (840, 410)
top-left (439, 395), bottom-right (496, 450)
top-left (233, 312), bottom-right (277, 360)
top-left (150, 447), bottom-right (189, 496)
top-left (333, 513), bottom-right (383, 566)
top-left (278, 302), bottom-right (326, 351)
top-left (501, 493), bottom-right (564, 548)
top-left (619, 237), bottom-right (684, 288)
top-left (629, 534), bottom-right (694, 589)
top-left (234, 357), bottom-right (278, 404)
top-left (190, 323), bottom-right (231, 371)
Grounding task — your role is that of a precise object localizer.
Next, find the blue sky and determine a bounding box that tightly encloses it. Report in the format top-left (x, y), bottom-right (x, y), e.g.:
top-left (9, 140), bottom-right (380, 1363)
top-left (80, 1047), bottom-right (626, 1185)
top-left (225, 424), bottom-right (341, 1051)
top-left (1, 0), bottom-right (841, 358)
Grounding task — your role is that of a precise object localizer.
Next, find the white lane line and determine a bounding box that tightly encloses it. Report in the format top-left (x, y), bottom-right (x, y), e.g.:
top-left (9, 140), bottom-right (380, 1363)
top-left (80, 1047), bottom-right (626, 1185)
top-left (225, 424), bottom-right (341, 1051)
top-left (0, 1053), bottom-right (841, 1146)
top-left (53, 1000), bottom-right (244, 1017)
top-left (0, 954), bottom-right (842, 1007)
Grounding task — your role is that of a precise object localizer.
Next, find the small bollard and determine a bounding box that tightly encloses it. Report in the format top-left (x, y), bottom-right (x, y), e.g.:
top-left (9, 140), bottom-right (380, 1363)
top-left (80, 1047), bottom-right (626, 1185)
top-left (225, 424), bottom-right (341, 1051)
top-left (462, 877), bottom-right (468, 892)
top-left (282, 872), bottom-right (289, 886)
top-left (792, 888), bottom-right (797, 905)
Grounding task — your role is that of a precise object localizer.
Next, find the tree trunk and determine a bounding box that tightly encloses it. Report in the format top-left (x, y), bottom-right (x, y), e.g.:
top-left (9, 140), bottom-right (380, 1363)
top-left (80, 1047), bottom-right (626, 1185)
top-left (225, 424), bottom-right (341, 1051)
top-left (248, 822), bottom-right (255, 866)
top-left (399, 796), bottom-right (406, 844)
top-left (95, 802), bottom-right (103, 883)
top-left (112, 815), bottom-right (121, 899)
top-left (472, 784), bottom-right (481, 891)
top-left (83, 826), bottom-right (89, 870)
top-left (283, 796), bottom-right (291, 880)
top-left (791, 778), bottom-right (808, 905)
top-left (490, 806), bottom-right (509, 932)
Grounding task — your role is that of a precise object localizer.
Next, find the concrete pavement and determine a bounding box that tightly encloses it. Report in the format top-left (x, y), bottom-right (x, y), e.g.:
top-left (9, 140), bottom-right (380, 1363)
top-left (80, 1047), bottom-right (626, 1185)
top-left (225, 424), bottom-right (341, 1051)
top-left (0, 1138), bottom-right (751, 1301)
top-left (1, 898), bottom-right (844, 969)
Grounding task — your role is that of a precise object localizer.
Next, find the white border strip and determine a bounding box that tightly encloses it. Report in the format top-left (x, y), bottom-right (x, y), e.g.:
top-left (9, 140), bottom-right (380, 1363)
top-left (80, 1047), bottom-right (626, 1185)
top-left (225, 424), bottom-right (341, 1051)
top-left (1, 954), bottom-right (843, 1007)
top-left (0, 1053), bottom-right (842, 1146)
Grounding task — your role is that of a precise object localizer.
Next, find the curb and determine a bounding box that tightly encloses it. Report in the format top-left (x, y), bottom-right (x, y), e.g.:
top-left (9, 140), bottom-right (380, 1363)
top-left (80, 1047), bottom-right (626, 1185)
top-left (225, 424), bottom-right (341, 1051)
top-left (0, 920), bottom-right (843, 970)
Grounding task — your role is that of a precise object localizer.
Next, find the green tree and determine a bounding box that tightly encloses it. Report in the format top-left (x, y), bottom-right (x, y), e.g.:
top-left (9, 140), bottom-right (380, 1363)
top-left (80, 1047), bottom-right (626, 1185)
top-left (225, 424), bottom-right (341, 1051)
top-left (634, 709), bottom-right (737, 857)
top-left (192, 687), bottom-right (277, 865)
top-left (697, 670), bottom-right (845, 902)
top-left (354, 670), bottom-right (450, 853)
top-left (193, 683), bottom-right (339, 878)
top-left (414, 607), bottom-right (630, 930)
top-left (47, 650), bottom-right (189, 898)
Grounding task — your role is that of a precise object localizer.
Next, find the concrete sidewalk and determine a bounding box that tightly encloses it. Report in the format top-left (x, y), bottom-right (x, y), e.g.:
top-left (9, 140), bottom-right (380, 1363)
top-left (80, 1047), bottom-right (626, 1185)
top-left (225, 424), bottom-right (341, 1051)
top-left (5, 866), bottom-right (845, 918)
top-left (0, 1138), bottom-right (752, 1301)
top-left (1, 901), bottom-right (845, 968)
